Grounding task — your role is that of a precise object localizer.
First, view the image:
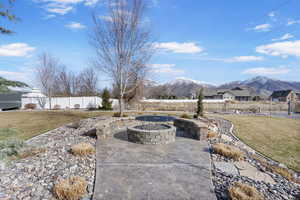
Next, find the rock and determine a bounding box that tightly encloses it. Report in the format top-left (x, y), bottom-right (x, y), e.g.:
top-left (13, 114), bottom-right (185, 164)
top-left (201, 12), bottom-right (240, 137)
top-left (214, 162), bottom-right (239, 175)
top-left (0, 161), bottom-right (5, 171)
top-left (220, 134), bottom-right (233, 142)
top-left (234, 161), bottom-right (276, 184)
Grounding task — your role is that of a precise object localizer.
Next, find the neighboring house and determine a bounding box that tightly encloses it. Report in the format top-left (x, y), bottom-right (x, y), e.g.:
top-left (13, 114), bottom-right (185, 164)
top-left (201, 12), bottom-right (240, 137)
top-left (270, 90), bottom-right (299, 102)
top-left (296, 92), bottom-right (300, 101)
top-left (0, 92), bottom-right (22, 110)
top-left (204, 87), bottom-right (252, 101)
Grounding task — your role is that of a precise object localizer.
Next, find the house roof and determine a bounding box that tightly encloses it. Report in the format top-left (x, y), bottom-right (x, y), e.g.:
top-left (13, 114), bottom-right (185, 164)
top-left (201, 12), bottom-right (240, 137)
top-left (203, 88), bottom-right (252, 97)
top-left (270, 90), bottom-right (293, 98)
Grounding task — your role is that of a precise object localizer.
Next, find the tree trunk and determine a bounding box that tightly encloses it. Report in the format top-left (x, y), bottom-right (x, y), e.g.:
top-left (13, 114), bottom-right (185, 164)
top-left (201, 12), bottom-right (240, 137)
top-left (118, 96), bottom-right (123, 116)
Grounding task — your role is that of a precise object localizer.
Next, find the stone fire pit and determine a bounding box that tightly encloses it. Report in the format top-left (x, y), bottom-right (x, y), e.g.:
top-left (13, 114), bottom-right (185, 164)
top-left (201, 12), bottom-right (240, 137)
top-left (127, 124), bottom-right (176, 145)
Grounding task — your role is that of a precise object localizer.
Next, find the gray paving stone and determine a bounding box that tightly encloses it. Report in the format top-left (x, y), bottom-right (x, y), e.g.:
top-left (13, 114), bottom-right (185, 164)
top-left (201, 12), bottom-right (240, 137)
top-left (214, 162), bottom-right (239, 175)
top-left (93, 131), bottom-right (216, 200)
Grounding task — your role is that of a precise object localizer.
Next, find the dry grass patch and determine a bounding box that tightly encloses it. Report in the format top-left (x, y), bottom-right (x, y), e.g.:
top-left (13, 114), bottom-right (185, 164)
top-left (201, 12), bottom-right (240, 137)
top-left (228, 182), bottom-right (265, 200)
top-left (53, 176), bottom-right (87, 200)
top-left (212, 143), bottom-right (244, 161)
top-left (207, 131), bottom-right (218, 139)
top-left (252, 155), bottom-right (300, 184)
top-left (18, 147), bottom-right (46, 159)
top-left (71, 143), bottom-right (95, 156)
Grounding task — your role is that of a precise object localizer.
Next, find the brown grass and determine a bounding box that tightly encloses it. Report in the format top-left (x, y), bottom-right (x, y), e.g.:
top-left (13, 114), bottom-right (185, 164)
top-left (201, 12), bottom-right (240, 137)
top-left (228, 182), bottom-right (265, 200)
top-left (216, 115), bottom-right (300, 172)
top-left (0, 111), bottom-right (113, 141)
top-left (212, 143), bottom-right (244, 161)
top-left (207, 131), bottom-right (218, 139)
top-left (18, 148), bottom-right (47, 159)
top-left (71, 143), bottom-right (95, 156)
top-left (53, 176), bottom-right (87, 200)
top-left (251, 155), bottom-right (300, 184)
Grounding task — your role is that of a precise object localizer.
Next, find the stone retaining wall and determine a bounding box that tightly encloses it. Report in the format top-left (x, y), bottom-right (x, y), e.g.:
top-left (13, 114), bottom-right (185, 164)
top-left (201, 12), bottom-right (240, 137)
top-left (173, 118), bottom-right (208, 140)
top-left (127, 125), bottom-right (176, 145)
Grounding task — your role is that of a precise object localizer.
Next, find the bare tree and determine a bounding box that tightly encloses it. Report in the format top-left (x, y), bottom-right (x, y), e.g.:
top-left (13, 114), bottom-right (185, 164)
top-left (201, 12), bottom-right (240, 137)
top-left (56, 66), bottom-right (72, 96)
top-left (36, 53), bottom-right (58, 109)
top-left (90, 0), bottom-right (154, 115)
top-left (79, 67), bottom-right (99, 96)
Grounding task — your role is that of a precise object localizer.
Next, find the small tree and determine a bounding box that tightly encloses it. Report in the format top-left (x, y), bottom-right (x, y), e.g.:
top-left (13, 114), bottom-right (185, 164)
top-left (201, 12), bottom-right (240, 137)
top-left (196, 88), bottom-right (204, 117)
top-left (101, 88), bottom-right (112, 110)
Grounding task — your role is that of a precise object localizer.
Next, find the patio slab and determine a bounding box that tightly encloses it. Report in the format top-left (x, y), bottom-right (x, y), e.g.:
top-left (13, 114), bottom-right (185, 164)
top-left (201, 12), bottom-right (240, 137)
top-left (93, 130), bottom-right (216, 200)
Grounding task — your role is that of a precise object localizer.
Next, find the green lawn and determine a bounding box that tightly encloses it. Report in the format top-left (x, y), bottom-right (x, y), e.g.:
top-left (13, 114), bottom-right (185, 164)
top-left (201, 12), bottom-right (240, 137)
top-left (219, 115), bottom-right (300, 172)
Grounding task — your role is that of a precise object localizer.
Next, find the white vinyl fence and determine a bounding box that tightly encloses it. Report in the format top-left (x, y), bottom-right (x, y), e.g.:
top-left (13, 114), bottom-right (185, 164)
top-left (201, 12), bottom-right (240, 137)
top-left (22, 96), bottom-right (119, 110)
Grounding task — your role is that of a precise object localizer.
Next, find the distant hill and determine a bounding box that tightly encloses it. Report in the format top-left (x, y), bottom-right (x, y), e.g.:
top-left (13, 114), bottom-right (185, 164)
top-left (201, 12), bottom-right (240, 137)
top-left (0, 77), bottom-right (29, 93)
top-left (145, 77), bottom-right (215, 98)
top-left (218, 76), bottom-right (300, 98)
top-left (146, 76), bottom-right (300, 99)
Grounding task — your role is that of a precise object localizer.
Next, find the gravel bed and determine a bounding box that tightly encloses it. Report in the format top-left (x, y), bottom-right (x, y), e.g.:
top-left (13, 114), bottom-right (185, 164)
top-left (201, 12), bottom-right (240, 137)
top-left (0, 117), bottom-right (103, 200)
top-left (209, 117), bottom-right (300, 200)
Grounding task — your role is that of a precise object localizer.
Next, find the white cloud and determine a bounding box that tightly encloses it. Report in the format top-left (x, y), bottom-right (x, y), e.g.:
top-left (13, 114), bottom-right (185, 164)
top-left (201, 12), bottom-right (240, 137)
top-left (65, 22), bottom-right (86, 30)
top-left (252, 23), bottom-right (271, 32)
top-left (0, 43), bottom-right (35, 57)
top-left (154, 42), bottom-right (203, 54)
top-left (149, 64), bottom-right (184, 75)
top-left (287, 19), bottom-right (300, 26)
top-left (46, 5), bottom-right (73, 15)
top-left (35, 0), bottom-right (99, 15)
top-left (256, 40), bottom-right (300, 58)
top-left (226, 56), bottom-right (264, 62)
top-left (243, 67), bottom-right (290, 75)
top-left (272, 33), bottom-right (294, 41)
top-left (268, 12), bottom-right (275, 17)
top-left (99, 15), bottom-right (113, 22)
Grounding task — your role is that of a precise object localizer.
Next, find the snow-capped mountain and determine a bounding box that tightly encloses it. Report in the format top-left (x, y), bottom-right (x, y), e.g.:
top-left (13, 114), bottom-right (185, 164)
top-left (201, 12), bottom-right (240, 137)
top-left (165, 77), bottom-right (215, 88)
top-left (218, 76), bottom-right (300, 97)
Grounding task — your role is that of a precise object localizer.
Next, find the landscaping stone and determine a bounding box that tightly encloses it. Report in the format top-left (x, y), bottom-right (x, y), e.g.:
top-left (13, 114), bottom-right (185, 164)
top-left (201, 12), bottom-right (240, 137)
top-left (234, 161), bottom-right (276, 184)
top-left (220, 134), bottom-right (233, 142)
top-left (0, 117), bottom-right (100, 200)
top-left (211, 118), bottom-right (300, 200)
top-left (214, 162), bottom-right (239, 175)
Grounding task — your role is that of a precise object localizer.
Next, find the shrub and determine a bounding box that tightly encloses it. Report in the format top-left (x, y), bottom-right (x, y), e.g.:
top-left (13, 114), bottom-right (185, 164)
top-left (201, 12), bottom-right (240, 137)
top-left (71, 143), bottom-right (95, 156)
top-left (53, 176), bottom-right (87, 200)
top-left (53, 105), bottom-right (61, 110)
top-left (196, 88), bottom-right (204, 117)
top-left (212, 143), bottom-right (244, 161)
top-left (228, 182), bottom-right (264, 200)
top-left (74, 104), bottom-right (80, 109)
top-left (180, 113), bottom-right (191, 119)
top-left (113, 112), bottom-right (128, 117)
top-left (0, 139), bottom-right (24, 160)
top-left (24, 103), bottom-right (37, 110)
top-left (207, 131), bottom-right (217, 139)
top-left (101, 88), bottom-right (112, 110)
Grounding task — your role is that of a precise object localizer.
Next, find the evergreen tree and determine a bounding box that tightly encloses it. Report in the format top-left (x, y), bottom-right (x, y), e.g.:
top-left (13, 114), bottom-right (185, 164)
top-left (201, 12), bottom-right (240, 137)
top-left (101, 88), bottom-right (112, 110)
top-left (196, 88), bottom-right (204, 117)
top-left (0, 0), bottom-right (17, 34)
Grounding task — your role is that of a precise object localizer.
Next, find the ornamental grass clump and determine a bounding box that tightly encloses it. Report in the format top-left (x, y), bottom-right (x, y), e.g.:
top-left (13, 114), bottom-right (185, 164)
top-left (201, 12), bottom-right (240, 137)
top-left (212, 143), bottom-right (244, 161)
top-left (207, 131), bottom-right (218, 139)
top-left (228, 182), bottom-right (265, 200)
top-left (53, 176), bottom-right (87, 200)
top-left (71, 143), bottom-right (95, 156)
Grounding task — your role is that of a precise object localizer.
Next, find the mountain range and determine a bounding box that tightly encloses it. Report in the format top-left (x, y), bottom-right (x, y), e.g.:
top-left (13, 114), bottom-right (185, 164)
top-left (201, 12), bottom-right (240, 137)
top-left (146, 76), bottom-right (300, 98)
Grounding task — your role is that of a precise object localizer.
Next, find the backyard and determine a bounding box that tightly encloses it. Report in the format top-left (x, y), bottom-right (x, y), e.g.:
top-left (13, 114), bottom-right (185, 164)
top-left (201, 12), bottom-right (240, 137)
top-left (219, 115), bottom-right (300, 172)
top-left (0, 111), bottom-right (113, 141)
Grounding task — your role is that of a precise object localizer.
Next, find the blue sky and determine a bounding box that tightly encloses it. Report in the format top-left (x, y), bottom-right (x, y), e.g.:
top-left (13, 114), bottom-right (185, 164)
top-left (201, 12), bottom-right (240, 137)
top-left (1, 0), bottom-right (300, 87)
